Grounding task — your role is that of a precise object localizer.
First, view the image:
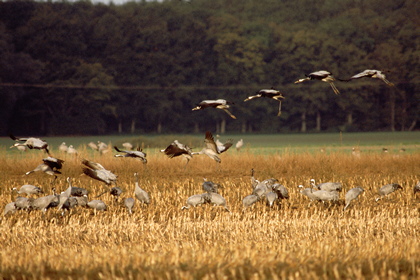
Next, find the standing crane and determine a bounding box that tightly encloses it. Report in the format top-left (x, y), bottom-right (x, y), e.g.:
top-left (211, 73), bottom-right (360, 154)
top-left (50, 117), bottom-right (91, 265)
top-left (244, 88), bottom-right (285, 116)
top-left (294, 70), bottom-right (342, 95)
top-left (192, 99), bottom-right (237, 119)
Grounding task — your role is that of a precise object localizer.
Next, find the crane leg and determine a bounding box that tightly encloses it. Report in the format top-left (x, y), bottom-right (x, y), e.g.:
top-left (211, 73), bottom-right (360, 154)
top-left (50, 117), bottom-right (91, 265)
top-left (329, 82), bottom-right (340, 95)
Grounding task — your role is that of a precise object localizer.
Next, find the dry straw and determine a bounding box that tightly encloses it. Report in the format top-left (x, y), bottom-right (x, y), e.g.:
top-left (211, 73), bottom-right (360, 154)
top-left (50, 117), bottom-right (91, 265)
top-left (0, 147), bottom-right (419, 279)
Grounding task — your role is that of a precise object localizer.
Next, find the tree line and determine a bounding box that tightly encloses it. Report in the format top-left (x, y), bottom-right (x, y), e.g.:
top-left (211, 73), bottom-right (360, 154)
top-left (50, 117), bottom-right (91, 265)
top-left (0, 0), bottom-right (418, 135)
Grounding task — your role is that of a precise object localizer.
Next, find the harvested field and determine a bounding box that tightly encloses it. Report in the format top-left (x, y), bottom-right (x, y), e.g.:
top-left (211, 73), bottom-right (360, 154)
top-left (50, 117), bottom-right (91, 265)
top-left (0, 141), bottom-right (419, 279)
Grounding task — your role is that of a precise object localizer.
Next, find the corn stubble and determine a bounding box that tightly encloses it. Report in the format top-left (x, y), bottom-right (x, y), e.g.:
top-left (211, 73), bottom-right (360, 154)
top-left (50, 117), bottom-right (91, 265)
top-left (0, 149), bottom-right (419, 279)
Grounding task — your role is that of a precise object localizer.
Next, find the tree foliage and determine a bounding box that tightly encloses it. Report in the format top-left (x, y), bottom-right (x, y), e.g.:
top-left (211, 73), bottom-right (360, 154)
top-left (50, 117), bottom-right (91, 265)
top-left (0, 0), bottom-right (418, 135)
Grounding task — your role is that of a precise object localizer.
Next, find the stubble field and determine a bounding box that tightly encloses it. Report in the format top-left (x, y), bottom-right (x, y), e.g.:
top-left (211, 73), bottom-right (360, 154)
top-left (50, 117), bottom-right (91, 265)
top-left (0, 137), bottom-right (419, 279)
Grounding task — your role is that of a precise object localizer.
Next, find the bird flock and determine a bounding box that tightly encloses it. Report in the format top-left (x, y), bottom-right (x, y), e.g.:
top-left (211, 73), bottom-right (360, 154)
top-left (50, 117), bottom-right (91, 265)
top-left (4, 130), bottom-right (417, 217)
top-left (3, 68), bottom-right (410, 216)
top-left (193, 69), bottom-right (394, 118)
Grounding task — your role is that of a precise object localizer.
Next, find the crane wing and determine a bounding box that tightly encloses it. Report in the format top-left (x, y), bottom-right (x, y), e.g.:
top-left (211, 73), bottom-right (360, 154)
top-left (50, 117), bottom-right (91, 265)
top-left (81, 159), bottom-right (105, 170)
top-left (204, 131), bottom-right (218, 153)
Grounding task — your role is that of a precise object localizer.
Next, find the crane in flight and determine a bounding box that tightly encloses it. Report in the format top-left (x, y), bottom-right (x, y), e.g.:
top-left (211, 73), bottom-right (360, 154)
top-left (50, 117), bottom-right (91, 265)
top-left (192, 99), bottom-right (236, 119)
top-left (343, 69), bottom-right (394, 86)
top-left (244, 88), bottom-right (285, 116)
top-left (294, 70), bottom-right (342, 95)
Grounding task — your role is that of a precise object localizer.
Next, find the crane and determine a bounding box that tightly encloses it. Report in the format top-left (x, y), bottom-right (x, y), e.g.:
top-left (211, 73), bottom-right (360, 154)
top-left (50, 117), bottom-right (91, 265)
top-left (244, 88), bottom-right (285, 116)
top-left (294, 70), bottom-right (342, 95)
top-left (161, 140), bottom-right (193, 166)
top-left (114, 146), bottom-right (147, 164)
top-left (9, 134), bottom-right (50, 155)
top-left (192, 131), bottom-right (232, 164)
top-left (192, 99), bottom-right (236, 119)
top-left (343, 69), bottom-right (394, 86)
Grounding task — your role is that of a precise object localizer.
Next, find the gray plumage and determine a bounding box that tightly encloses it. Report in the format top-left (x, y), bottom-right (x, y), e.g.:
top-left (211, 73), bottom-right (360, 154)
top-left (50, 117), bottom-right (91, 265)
top-left (31, 194), bottom-right (59, 211)
top-left (95, 186), bottom-right (123, 201)
top-left (14, 196), bottom-right (34, 210)
top-left (181, 192), bottom-right (229, 211)
top-left (376, 183), bottom-right (403, 201)
top-left (265, 191), bottom-right (278, 207)
top-left (242, 194), bottom-right (259, 208)
top-left (58, 142), bottom-right (68, 152)
top-left (272, 183), bottom-right (289, 199)
top-left (192, 99), bottom-right (236, 119)
top-left (250, 168), bottom-right (259, 190)
top-left (82, 159), bottom-right (117, 185)
top-left (204, 192), bottom-right (230, 212)
top-left (87, 200), bottom-right (107, 211)
top-left (294, 70), bottom-right (341, 95)
top-left (191, 131), bottom-right (232, 164)
top-left (244, 88), bottom-right (285, 116)
top-left (252, 181), bottom-right (271, 198)
top-left (25, 163), bottom-right (61, 179)
top-left (124, 197), bottom-right (135, 214)
top-left (66, 145), bottom-right (78, 155)
top-left (181, 194), bottom-right (206, 210)
top-left (9, 134), bottom-right (50, 155)
top-left (114, 146), bottom-right (147, 164)
top-left (413, 182), bottom-right (420, 195)
top-left (122, 142), bottom-right (133, 150)
top-left (311, 190), bottom-right (340, 202)
top-left (57, 181), bottom-right (72, 210)
top-left (3, 202), bottom-right (16, 216)
top-left (110, 187), bottom-right (123, 200)
top-left (13, 185), bottom-right (43, 196)
top-left (73, 196), bottom-right (88, 207)
top-left (71, 186), bottom-right (88, 197)
top-left (344, 69), bottom-right (394, 86)
top-left (134, 173), bottom-right (150, 205)
top-left (252, 179), bottom-right (278, 198)
top-left (235, 139), bottom-right (243, 151)
top-left (97, 141), bottom-right (109, 155)
top-left (161, 140), bottom-right (193, 165)
top-left (60, 197), bottom-right (78, 211)
top-left (310, 179), bottom-right (342, 192)
top-left (202, 178), bottom-right (221, 193)
top-left (42, 157), bottom-right (64, 171)
top-left (67, 177), bottom-right (89, 197)
top-left (298, 185), bottom-right (319, 201)
top-left (344, 187), bottom-right (364, 210)
top-left (10, 144), bottom-right (27, 152)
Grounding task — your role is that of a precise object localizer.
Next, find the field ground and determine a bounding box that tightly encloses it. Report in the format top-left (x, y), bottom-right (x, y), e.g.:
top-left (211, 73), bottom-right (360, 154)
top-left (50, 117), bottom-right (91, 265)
top-left (2, 131), bottom-right (420, 154)
top-left (0, 132), bottom-right (419, 279)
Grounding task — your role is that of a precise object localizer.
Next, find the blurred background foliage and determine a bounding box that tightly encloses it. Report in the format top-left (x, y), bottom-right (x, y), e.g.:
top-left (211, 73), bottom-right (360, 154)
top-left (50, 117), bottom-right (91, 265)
top-left (0, 0), bottom-right (418, 135)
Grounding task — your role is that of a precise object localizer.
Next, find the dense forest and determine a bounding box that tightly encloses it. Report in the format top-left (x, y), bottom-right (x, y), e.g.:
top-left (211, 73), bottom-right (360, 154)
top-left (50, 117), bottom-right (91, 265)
top-left (0, 0), bottom-right (418, 135)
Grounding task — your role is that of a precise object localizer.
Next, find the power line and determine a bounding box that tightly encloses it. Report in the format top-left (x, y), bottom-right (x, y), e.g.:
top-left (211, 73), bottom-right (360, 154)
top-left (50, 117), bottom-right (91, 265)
top-left (0, 82), bottom-right (258, 91)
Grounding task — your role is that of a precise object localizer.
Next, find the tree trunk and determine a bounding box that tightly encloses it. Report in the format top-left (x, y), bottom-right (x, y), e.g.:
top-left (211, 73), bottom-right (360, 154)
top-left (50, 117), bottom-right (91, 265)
top-left (400, 91), bottom-right (407, 131)
top-left (408, 119), bottom-right (417, 131)
top-left (194, 122), bottom-right (199, 133)
top-left (157, 122), bottom-right (162, 134)
top-left (347, 112), bottom-right (353, 125)
top-left (220, 119), bottom-right (226, 134)
top-left (118, 120), bottom-right (122, 134)
top-left (130, 118), bottom-right (136, 134)
top-left (241, 121), bottom-right (247, 133)
top-left (248, 124), bottom-right (253, 132)
top-left (316, 111), bottom-right (321, 132)
top-left (301, 111), bottom-right (306, 132)
top-left (389, 91), bottom-right (395, 131)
